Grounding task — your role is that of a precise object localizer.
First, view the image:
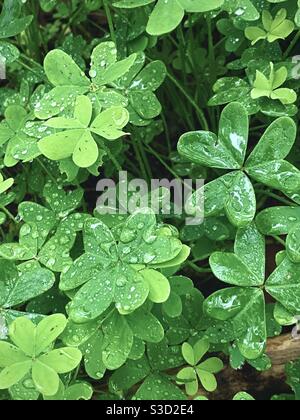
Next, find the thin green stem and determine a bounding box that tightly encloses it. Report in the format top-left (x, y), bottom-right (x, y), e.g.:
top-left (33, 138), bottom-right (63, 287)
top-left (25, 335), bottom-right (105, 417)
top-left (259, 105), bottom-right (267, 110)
top-left (0, 206), bottom-right (17, 224)
top-left (37, 158), bottom-right (58, 186)
top-left (187, 261), bottom-right (212, 273)
top-left (132, 136), bottom-right (149, 183)
top-left (167, 71), bottom-right (209, 130)
top-left (161, 112), bottom-right (172, 155)
top-left (145, 144), bottom-right (181, 181)
top-left (284, 30), bottom-right (300, 59)
top-left (101, 142), bottom-right (122, 172)
top-left (137, 140), bottom-right (153, 181)
top-left (103, 0), bottom-right (116, 44)
top-left (272, 235), bottom-right (286, 247)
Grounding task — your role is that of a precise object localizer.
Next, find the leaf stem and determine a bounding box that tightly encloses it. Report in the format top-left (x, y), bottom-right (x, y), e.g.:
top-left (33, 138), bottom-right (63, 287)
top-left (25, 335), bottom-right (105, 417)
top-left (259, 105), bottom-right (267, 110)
top-left (187, 261), bottom-right (212, 273)
top-left (103, 0), bottom-right (116, 44)
top-left (101, 142), bottom-right (123, 172)
top-left (0, 206), bottom-right (17, 224)
top-left (284, 30), bottom-right (300, 59)
top-left (272, 235), bottom-right (286, 247)
top-left (166, 71), bottom-right (209, 130)
top-left (37, 158), bottom-right (58, 186)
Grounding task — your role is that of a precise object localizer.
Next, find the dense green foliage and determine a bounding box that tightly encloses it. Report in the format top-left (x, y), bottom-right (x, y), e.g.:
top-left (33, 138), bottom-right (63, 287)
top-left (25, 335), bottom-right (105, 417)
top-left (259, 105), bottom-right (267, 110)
top-left (0, 0), bottom-right (300, 401)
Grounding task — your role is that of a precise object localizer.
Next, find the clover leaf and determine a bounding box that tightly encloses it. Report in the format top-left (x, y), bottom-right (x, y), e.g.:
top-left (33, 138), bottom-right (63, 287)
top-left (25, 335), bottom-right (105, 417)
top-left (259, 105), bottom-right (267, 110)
top-left (114, 53), bottom-right (166, 126)
top-left (0, 315), bottom-right (82, 396)
top-left (34, 42), bottom-right (136, 119)
top-left (222, 0), bottom-right (260, 21)
top-left (0, 0), bottom-right (33, 39)
top-left (0, 105), bottom-right (41, 167)
top-left (113, 0), bottom-right (224, 36)
top-left (61, 300), bottom-right (165, 377)
top-left (60, 208), bottom-right (189, 323)
top-left (209, 63), bottom-right (298, 117)
top-left (245, 9), bottom-right (295, 45)
top-left (0, 260), bottom-right (55, 339)
top-left (233, 392), bottom-right (255, 400)
top-left (204, 222), bottom-right (300, 359)
top-left (0, 174), bottom-right (13, 195)
top-left (256, 206), bottom-right (300, 313)
top-left (251, 63), bottom-right (297, 105)
top-left (257, 206), bottom-right (300, 264)
top-left (38, 95), bottom-right (129, 168)
top-left (0, 181), bottom-right (87, 272)
top-left (110, 338), bottom-right (186, 400)
top-left (177, 338), bottom-right (223, 395)
top-left (178, 102), bottom-right (299, 228)
top-left (44, 380), bottom-right (93, 401)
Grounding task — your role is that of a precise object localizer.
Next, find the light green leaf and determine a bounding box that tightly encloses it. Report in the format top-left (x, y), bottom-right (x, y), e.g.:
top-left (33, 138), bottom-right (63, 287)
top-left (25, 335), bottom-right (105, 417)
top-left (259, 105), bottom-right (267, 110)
top-left (141, 269), bottom-right (170, 303)
top-left (177, 367), bottom-right (198, 396)
top-left (38, 129), bottom-right (83, 161)
top-left (32, 360), bottom-right (60, 396)
top-left (146, 0), bottom-right (184, 36)
top-left (44, 50), bottom-right (90, 87)
top-left (35, 315), bottom-right (67, 356)
top-left (39, 348), bottom-right (82, 374)
top-left (102, 311), bottom-right (133, 370)
top-left (194, 339), bottom-right (210, 365)
top-left (0, 361), bottom-right (31, 390)
top-left (196, 369), bottom-right (217, 392)
top-left (0, 342), bottom-right (29, 368)
top-left (90, 106), bottom-right (129, 140)
top-left (198, 358), bottom-right (224, 374)
top-left (182, 343), bottom-right (195, 366)
top-left (72, 131), bottom-right (99, 168)
top-left (9, 317), bottom-right (36, 357)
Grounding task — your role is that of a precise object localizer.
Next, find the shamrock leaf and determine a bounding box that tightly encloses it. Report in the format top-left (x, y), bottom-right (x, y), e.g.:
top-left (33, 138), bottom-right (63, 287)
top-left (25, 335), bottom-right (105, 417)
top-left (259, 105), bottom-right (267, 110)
top-left (44, 380), bottom-right (93, 401)
top-left (245, 9), bottom-right (295, 45)
top-left (209, 64), bottom-right (298, 117)
top-left (0, 260), bottom-right (55, 340)
top-left (0, 0), bottom-right (33, 39)
top-left (178, 102), bottom-right (299, 227)
top-left (205, 223), bottom-right (266, 359)
top-left (0, 174), bottom-right (13, 195)
top-left (177, 338), bottom-right (224, 395)
top-left (62, 300), bottom-right (164, 377)
top-left (114, 53), bottom-right (166, 126)
top-left (251, 63), bottom-right (297, 105)
top-left (205, 222), bottom-right (300, 359)
top-left (233, 392), bottom-right (255, 400)
top-left (35, 42), bottom-right (137, 121)
top-left (0, 182), bottom-right (87, 272)
top-left (256, 206), bottom-right (300, 312)
top-left (110, 339), bottom-right (186, 399)
top-left (222, 0), bottom-right (260, 21)
top-left (38, 95), bottom-right (129, 168)
top-left (0, 315), bottom-right (82, 396)
top-left (257, 205), bottom-right (300, 263)
top-left (0, 106), bottom-right (41, 167)
top-left (113, 0), bottom-right (224, 35)
top-left (60, 209), bottom-right (188, 323)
